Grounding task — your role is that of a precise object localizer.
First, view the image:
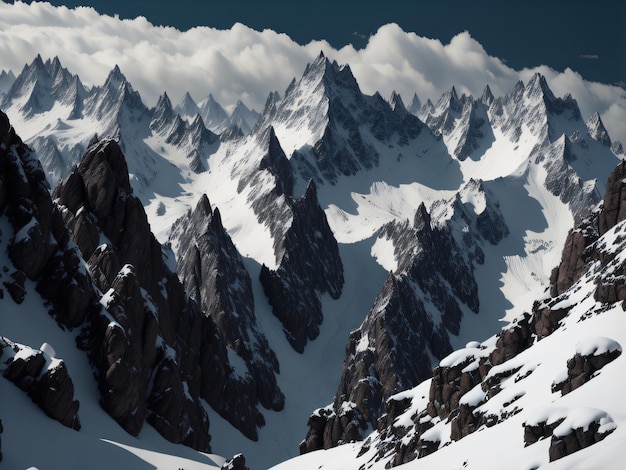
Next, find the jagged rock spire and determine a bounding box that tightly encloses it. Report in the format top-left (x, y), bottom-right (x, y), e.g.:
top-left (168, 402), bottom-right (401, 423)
top-left (587, 112), bottom-right (612, 147)
top-left (481, 84), bottom-right (494, 106)
top-left (389, 91), bottom-right (408, 115)
top-left (407, 92), bottom-right (422, 115)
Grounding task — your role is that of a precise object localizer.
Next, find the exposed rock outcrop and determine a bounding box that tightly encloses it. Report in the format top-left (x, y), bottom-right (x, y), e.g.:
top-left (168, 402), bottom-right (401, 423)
top-left (552, 338), bottom-right (622, 395)
top-left (523, 408), bottom-right (617, 462)
top-left (550, 161), bottom-right (626, 304)
top-left (53, 138), bottom-right (231, 450)
top-left (548, 416), bottom-right (615, 461)
top-left (0, 338), bottom-right (80, 430)
top-left (221, 453), bottom-right (250, 470)
top-left (0, 110), bottom-right (95, 329)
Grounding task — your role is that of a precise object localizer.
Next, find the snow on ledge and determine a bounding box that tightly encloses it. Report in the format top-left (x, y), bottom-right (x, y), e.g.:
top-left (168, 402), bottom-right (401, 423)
top-left (40, 342), bottom-right (56, 359)
top-left (553, 408), bottom-right (616, 437)
top-left (575, 336), bottom-right (622, 356)
top-left (524, 406), bottom-right (568, 428)
top-left (439, 346), bottom-right (482, 368)
top-left (459, 384), bottom-right (486, 407)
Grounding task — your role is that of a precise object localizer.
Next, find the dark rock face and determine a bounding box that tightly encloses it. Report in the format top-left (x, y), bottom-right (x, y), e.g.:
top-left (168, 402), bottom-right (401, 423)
top-left (3, 270), bottom-right (26, 304)
top-left (553, 347), bottom-right (621, 396)
top-left (261, 180), bottom-right (344, 353)
top-left (302, 202), bottom-right (480, 453)
top-left (549, 218), bottom-right (598, 298)
top-left (490, 313), bottom-right (534, 365)
top-left (550, 161), bottom-right (626, 305)
top-left (173, 194), bottom-right (284, 439)
top-left (523, 411), bottom-right (617, 463)
top-left (524, 411), bottom-right (616, 462)
top-left (548, 420), bottom-right (614, 462)
top-left (389, 203), bottom-right (480, 332)
top-left (0, 338), bottom-right (80, 430)
top-left (259, 127), bottom-right (293, 198)
top-left (0, 109), bottom-right (95, 328)
top-left (221, 453), bottom-right (250, 470)
top-left (523, 417), bottom-right (565, 447)
top-left (360, 396), bottom-right (435, 465)
top-left (53, 139), bottom-right (223, 451)
top-left (598, 161), bottom-right (626, 237)
top-left (429, 355), bottom-right (484, 423)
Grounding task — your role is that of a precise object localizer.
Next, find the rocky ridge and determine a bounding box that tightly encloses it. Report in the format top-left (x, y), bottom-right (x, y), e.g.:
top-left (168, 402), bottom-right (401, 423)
top-left (300, 179), bottom-right (508, 452)
top-left (345, 159), bottom-right (626, 468)
top-left (172, 193), bottom-right (285, 436)
top-left (52, 137), bottom-right (226, 449)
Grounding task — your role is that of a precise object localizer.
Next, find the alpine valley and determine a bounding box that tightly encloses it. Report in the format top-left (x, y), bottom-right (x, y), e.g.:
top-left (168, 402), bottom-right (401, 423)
top-left (1, 41), bottom-right (625, 470)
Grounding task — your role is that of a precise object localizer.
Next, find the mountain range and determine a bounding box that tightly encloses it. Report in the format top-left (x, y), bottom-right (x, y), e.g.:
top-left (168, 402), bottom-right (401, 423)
top-left (0, 52), bottom-right (624, 470)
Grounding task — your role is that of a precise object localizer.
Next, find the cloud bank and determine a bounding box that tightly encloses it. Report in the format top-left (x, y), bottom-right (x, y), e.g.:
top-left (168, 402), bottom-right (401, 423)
top-left (1, 1), bottom-right (625, 144)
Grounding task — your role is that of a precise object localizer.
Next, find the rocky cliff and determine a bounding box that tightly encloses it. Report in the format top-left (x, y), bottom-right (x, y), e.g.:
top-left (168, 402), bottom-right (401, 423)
top-left (173, 193), bottom-right (284, 438)
top-left (349, 159), bottom-right (626, 467)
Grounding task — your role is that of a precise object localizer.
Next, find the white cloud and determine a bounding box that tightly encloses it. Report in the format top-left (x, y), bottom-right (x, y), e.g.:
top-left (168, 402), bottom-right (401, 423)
top-left (1, 2), bottom-right (625, 144)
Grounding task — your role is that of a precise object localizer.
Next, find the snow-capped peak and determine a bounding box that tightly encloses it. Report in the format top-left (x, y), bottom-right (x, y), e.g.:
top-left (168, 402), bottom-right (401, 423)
top-left (407, 92), bottom-right (422, 115)
top-left (174, 91), bottom-right (200, 122)
top-left (150, 91), bottom-right (177, 134)
top-left (103, 64), bottom-right (128, 95)
top-left (0, 69), bottom-right (16, 96)
top-left (389, 91), bottom-right (408, 115)
top-left (524, 72), bottom-right (557, 104)
top-left (198, 93), bottom-right (229, 132)
top-left (480, 84), bottom-right (494, 106)
top-left (4, 54), bottom-right (50, 102)
top-left (226, 100), bottom-right (259, 135)
top-left (434, 86), bottom-right (462, 114)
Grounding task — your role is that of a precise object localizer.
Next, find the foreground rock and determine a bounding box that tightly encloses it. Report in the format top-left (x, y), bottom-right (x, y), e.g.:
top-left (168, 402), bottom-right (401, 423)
top-left (0, 338), bottom-right (80, 430)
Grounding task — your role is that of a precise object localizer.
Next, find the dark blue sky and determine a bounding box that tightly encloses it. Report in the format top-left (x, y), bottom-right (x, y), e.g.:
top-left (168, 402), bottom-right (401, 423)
top-left (39, 0), bottom-right (626, 87)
